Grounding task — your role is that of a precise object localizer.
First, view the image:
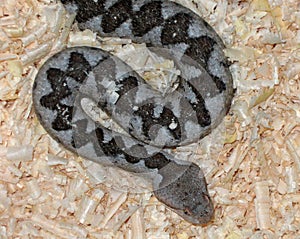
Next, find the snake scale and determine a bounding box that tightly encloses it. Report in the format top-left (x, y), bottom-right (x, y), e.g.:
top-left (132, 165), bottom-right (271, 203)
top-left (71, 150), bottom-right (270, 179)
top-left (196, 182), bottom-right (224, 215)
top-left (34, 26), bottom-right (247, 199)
top-left (32, 0), bottom-right (234, 225)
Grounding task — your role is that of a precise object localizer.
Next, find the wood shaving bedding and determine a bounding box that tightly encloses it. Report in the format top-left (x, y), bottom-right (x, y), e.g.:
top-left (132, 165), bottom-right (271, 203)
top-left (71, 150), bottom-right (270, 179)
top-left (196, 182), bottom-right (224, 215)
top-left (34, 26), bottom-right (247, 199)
top-left (0, 0), bottom-right (299, 238)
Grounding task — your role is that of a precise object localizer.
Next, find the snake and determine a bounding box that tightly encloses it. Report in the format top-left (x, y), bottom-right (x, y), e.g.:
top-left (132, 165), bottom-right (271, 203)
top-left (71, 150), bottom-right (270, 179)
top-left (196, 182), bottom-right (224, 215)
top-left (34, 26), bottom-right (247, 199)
top-left (32, 0), bottom-right (234, 225)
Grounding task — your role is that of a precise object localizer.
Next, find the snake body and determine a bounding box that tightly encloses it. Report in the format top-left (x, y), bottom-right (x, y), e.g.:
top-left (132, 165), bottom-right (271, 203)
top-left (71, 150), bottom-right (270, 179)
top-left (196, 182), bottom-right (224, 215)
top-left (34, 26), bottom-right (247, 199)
top-left (32, 0), bottom-right (234, 225)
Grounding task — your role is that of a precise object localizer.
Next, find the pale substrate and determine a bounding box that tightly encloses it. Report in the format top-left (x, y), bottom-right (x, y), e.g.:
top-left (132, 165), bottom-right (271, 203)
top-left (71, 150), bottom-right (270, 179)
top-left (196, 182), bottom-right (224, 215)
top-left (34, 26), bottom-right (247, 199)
top-left (0, 0), bottom-right (299, 238)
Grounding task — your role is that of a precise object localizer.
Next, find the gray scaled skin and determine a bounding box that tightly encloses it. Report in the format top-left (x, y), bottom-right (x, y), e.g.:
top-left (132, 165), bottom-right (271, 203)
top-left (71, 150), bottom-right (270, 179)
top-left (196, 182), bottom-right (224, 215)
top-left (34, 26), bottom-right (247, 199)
top-left (32, 0), bottom-right (234, 225)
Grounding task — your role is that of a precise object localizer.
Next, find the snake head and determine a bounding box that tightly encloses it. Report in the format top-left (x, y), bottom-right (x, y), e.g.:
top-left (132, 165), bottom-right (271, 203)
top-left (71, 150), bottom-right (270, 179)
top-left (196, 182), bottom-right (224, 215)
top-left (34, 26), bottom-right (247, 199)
top-left (153, 161), bottom-right (214, 225)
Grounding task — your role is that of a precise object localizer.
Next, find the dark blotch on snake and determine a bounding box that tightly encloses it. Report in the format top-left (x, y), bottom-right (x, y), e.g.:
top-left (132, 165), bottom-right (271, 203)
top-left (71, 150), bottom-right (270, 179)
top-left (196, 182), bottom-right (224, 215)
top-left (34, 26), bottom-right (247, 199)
top-left (132, 1), bottom-right (164, 37)
top-left (101, 0), bottom-right (133, 33)
top-left (130, 103), bottom-right (181, 142)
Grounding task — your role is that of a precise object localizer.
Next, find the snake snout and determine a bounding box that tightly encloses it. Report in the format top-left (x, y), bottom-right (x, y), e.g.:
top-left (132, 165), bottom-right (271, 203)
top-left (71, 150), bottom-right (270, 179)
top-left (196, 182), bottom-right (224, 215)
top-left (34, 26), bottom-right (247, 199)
top-left (154, 161), bottom-right (214, 225)
top-left (188, 194), bottom-right (214, 224)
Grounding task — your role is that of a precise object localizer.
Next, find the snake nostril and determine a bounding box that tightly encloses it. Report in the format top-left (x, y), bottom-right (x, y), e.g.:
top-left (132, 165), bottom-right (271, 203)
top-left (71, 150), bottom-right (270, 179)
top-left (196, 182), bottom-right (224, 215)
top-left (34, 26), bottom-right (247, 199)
top-left (183, 207), bottom-right (193, 216)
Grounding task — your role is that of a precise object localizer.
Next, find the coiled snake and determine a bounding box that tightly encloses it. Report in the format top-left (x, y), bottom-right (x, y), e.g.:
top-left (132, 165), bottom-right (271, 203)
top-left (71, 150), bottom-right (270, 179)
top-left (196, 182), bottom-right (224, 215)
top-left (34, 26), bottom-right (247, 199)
top-left (32, 0), bottom-right (234, 225)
